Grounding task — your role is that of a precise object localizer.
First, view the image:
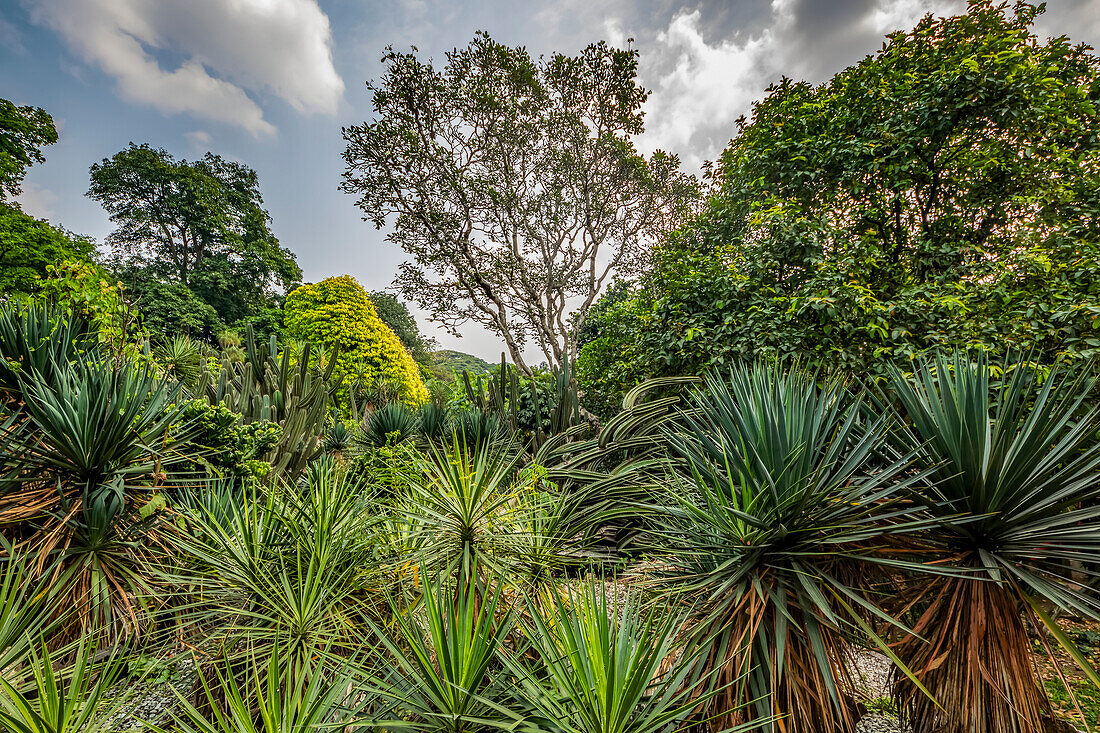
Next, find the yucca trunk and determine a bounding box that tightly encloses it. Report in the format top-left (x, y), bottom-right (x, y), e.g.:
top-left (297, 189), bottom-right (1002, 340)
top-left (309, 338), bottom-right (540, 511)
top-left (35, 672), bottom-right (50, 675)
top-left (895, 575), bottom-right (1049, 733)
top-left (705, 590), bottom-right (862, 733)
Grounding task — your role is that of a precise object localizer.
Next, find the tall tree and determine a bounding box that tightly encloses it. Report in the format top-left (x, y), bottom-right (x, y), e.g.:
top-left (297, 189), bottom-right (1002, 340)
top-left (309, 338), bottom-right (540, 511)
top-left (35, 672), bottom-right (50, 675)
top-left (0, 98), bottom-right (57, 202)
top-left (342, 33), bottom-right (698, 374)
top-left (0, 98), bottom-right (93, 296)
top-left (578, 1), bottom-right (1100, 408)
top-left (87, 144), bottom-right (302, 337)
top-left (369, 290), bottom-right (436, 361)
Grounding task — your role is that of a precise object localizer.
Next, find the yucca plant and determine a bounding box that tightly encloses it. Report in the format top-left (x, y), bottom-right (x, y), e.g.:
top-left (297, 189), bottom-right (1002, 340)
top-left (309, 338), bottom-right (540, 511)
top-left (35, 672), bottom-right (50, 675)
top-left (654, 363), bottom-right (925, 732)
top-left (170, 461), bottom-right (388, 682)
top-left (0, 549), bottom-right (59, 673)
top-left (362, 402), bottom-right (418, 447)
top-left (402, 437), bottom-right (521, 582)
top-left (151, 642), bottom-right (358, 733)
top-left (494, 470), bottom-right (610, 588)
top-left (362, 570), bottom-right (522, 732)
top-left (0, 637), bottom-right (135, 733)
top-left (0, 358), bottom-right (200, 643)
top-left (510, 581), bottom-right (720, 733)
top-left (0, 302), bottom-right (95, 397)
top-left (889, 352), bottom-right (1100, 733)
top-left (153, 333), bottom-right (206, 388)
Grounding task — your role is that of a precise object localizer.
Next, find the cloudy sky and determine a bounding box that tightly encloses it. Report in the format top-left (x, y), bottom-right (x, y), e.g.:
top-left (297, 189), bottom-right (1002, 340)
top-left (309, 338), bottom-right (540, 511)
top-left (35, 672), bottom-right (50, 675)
top-left (3, 0), bottom-right (1098, 360)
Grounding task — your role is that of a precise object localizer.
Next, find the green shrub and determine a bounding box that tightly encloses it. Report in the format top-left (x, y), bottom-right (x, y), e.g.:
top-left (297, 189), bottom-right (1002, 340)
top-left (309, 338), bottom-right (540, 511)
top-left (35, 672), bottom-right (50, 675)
top-left (284, 276), bottom-right (428, 406)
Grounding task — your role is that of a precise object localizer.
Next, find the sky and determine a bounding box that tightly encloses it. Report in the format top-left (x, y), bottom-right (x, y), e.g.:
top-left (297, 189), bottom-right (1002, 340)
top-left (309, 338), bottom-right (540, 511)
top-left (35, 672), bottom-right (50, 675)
top-left (3, 0), bottom-right (1099, 361)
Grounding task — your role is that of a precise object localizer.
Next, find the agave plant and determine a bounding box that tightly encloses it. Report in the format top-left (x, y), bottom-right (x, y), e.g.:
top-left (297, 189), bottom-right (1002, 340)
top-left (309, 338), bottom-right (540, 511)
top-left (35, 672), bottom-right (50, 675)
top-left (0, 637), bottom-right (135, 733)
top-left (451, 408), bottom-right (506, 450)
top-left (889, 353), bottom-right (1100, 733)
top-left (324, 420), bottom-right (351, 452)
top-left (653, 362), bottom-right (925, 732)
top-left (417, 402), bottom-right (450, 444)
top-left (361, 402), bottom-right (418, 447)
top-left (510, 581), bottom-right (717, 733)
top-left (362, 571), bottom-right (522, 732)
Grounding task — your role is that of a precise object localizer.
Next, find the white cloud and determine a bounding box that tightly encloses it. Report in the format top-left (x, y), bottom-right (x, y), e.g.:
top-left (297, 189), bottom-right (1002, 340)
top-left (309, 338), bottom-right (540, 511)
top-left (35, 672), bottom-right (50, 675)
top-left (15, 182), bottom-right (59, 220)
top-left (636, 0), bottom-right (972, 171)
top-left (184, 130), bottom-right (212, 149)
top-left (27, 0), bottom-right (344, 137)
top-left (637, 1), bottom-right (796, 169)
top-left (862, 0), bottom-right (960, 36)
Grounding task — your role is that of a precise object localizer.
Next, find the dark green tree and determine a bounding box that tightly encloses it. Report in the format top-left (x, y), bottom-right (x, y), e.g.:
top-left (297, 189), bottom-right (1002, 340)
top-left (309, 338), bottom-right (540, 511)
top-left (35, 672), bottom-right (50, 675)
top-left (580, 1), bottom-right (1100, 409)
top-left (0, 204), bottom-right (94, 296)
top-left (0, 98), bottom-right (56, 201)
top-left (0, 99), bottom-right (94, 296)
top-left (87, 144), bottom-right (302, 338)
top-left (369, 291), bottom-right (436, 360)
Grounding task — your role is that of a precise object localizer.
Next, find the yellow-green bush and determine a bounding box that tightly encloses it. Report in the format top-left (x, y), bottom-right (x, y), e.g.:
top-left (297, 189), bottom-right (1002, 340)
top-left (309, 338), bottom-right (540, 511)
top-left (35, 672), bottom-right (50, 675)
top-left (284, 275), bottom-right (428, 405)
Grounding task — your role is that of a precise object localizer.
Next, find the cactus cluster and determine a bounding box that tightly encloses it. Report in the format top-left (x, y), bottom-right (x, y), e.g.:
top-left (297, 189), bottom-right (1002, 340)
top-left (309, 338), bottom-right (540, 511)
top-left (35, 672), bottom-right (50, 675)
top-left (197, 328), bottom-right (339, 477)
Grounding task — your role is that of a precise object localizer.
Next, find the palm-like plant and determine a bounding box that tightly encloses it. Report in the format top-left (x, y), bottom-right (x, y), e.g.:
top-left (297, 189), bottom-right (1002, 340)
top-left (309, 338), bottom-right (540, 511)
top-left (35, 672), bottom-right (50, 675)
top-left (511, 581), bottom-right (718, 733)
top-left (0, 637), bottom-right (134, 733)
top-left (362, 571), bottom-right (522, 732)
top-left (654, 363), bottom-right (923, 732)
top-left (151, 643), bottom-right (358, 733)
top-left (402, 438), bottom-right (522, 582)
top-left (889, 353), bottom-right (1100, 733)
top-left (0, 358), bottom-right (199, 643)
top-left (153, 333), bottom-right (206, 388)
top-left (170, 461), bottom-right (388, 681)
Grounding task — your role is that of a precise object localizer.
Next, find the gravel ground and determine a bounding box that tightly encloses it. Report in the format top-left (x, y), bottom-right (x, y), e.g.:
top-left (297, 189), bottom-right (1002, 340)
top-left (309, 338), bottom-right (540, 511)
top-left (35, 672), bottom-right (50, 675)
top-left (849, 649), bottom-right (907, 733)
top-left (104, 654), bottom-right (198, 732)
top-left (856, 713), bottom-right (907, 733)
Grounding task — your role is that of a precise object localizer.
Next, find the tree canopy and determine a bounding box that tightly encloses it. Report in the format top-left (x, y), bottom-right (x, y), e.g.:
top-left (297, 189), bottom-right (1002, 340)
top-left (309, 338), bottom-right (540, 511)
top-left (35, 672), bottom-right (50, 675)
top-left (88, 143), bottom-right (302, 338)
top-left (0, 204), bottom-right (94, 296)
top-left (342, 32), bottom-right (699, 374)
top-left (0, 98), bottom-right (93, 297)
top-left (284, 276), bottom-right (429, 406)
top-left (578, 1), bottom-right (1100, 411)
top-left (0, 98), bottom-right (57, 202)
top-left (369, 291), bottom-right (436, 361)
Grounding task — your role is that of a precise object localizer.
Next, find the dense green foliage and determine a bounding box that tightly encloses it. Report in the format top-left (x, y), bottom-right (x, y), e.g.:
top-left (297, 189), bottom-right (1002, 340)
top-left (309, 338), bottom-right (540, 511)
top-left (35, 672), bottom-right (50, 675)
top-left (88, 143), bottom-right (301, 339)
top-left (370, 290), bottom-right (436, 361)
top-left (432, 349), bottom-right (493, 377)
top-left (284, 275), bottom-right (429, 406)
top-left (0, 203), bottom-right (94, 296)
top-left (0, 99), bottom-right (95, 297)
top-left (6, 5), bottom-right (1100, 733)
top-left (579, 1), bottom-right (1100, 411)
top-left (0, 98), bottom-right (56, 201)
